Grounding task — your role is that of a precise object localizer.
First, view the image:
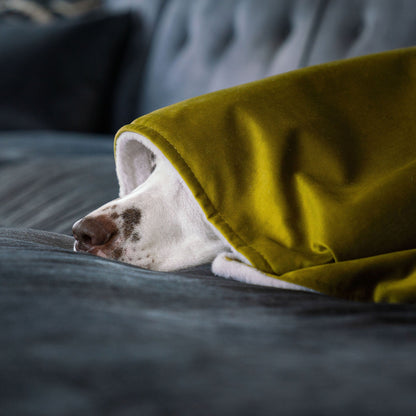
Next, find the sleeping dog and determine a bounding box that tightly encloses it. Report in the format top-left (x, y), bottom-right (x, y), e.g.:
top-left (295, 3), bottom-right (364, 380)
top-left (72, 136), bottom-right (311, 292)
top-left (72, 151), bottom-right (229, 270)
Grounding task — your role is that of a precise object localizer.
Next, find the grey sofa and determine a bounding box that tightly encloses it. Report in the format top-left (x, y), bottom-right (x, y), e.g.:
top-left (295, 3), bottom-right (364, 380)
top-left (1, 1), bottom-right (416, 415)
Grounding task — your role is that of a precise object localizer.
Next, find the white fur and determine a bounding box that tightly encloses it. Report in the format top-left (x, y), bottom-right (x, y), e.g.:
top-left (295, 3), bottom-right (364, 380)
top-left (76, 151), bottom-right (228, 271)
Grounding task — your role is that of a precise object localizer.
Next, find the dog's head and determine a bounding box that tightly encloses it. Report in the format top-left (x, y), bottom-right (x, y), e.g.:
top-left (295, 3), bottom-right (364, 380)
top-left (72, 152), bottom-right (227, 271)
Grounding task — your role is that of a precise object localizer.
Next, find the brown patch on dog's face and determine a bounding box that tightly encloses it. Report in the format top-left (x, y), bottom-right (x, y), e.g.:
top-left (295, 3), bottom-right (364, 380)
top-left (121, 208), bottom-right (142, 239)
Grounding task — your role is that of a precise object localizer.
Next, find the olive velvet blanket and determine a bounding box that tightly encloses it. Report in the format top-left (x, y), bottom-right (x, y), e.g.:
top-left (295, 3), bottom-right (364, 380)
top-left (115, 47), bottom-right (416, 303)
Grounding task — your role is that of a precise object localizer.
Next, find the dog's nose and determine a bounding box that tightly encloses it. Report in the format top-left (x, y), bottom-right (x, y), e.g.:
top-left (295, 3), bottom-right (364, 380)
top-left (72, 216), bottom-right (117, 249)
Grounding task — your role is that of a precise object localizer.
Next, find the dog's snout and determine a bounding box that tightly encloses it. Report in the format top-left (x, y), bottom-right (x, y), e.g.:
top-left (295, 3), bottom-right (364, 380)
top-left (72, 215), bottom-right (117, 249)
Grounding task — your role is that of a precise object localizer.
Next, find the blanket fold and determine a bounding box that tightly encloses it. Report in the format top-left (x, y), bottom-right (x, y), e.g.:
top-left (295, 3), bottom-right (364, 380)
top-left (115, 47), bottom-right (416, 303)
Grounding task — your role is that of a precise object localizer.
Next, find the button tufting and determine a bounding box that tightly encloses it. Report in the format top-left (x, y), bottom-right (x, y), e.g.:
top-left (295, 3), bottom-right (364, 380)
top-left (174, 27), bottom-right (189, 52)
top-left (348, 17), bottom-right (365, 44)
top-left (209, 25), bottom-right (235, 60)
top-left (275, 18), bottom-right (293, 44)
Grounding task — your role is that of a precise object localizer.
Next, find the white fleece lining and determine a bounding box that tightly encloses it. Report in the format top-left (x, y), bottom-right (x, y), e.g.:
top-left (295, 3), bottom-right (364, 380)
top-left (116, 132), bottom-right (161, 197)
top-left (115, 131), bottom-right (313, 293)
top-left (212, 252), bottom-right (318, 292)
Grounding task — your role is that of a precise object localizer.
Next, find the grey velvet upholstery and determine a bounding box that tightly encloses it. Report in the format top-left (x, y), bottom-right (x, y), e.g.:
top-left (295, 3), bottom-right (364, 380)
top-left (0, 132), bottom-right (117, 233)
top-left (1, 1), bottom-right (416, 415)
top-left (308, 0), bottom-right (416, 65)
top-left (2, 228), bottom-right (416, 416)
top-left (115, 0), bottom-right (416, 114)
top-left (138, 0), bottom-right (322, 113)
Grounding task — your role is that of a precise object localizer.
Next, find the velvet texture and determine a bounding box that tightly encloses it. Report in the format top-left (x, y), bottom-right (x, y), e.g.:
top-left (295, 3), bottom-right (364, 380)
top-left (116, 47), bottom-right (416, 303)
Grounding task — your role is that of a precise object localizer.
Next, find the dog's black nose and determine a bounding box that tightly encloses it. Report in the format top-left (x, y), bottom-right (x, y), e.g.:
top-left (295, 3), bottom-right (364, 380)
top-left (72, 216), bottom-right (117, 249)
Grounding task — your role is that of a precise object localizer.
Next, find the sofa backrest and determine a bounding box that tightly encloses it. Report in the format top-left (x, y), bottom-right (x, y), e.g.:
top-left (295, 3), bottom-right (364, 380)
top-left (137, 0), bottom-right (322, 114)
top-left (106, 0), bottom-right (416, 116)
top-left (307, 0), bottom-right (416, 65)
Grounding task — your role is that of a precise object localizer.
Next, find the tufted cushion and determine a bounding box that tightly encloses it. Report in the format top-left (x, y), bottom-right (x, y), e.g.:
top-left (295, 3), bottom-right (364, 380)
top-left (137, 0), bottom-right (416, 114)
top-left (307, 0), bottom-right (416, 65)
top-left (138, 0), bottom-right (322, 114)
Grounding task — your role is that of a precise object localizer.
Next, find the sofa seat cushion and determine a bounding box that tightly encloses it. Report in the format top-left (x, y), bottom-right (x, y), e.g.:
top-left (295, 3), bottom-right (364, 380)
top-left (0, 131), bottom-right (118, 234)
